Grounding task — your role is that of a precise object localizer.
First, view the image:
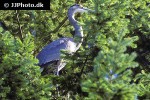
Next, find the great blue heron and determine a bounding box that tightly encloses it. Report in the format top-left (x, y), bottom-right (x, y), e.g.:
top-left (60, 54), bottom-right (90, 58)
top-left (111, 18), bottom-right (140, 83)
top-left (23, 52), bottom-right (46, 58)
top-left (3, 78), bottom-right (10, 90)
top-left (37, 4), bottom-right (93, 75)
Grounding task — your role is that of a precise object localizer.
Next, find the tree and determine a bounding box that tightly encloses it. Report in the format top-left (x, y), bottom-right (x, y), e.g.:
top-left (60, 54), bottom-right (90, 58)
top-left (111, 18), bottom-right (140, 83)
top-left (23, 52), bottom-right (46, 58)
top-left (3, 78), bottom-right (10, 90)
top-left (81, 0), bottom-right (150, 99)
top-left (0, 0), bottom-right (149, 99)
top-left (0, 28), bottom-right (52, 99)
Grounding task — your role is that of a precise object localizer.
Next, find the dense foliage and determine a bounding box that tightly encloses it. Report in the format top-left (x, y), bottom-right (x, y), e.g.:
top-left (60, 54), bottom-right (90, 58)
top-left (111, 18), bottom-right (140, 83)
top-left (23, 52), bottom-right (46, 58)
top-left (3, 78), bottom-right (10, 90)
top-left (0, 0), bottom-right (149, 99)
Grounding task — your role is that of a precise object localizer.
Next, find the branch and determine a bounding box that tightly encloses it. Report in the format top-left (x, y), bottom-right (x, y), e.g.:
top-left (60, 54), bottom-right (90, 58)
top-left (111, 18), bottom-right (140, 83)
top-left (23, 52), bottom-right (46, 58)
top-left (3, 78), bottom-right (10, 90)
top-left (50, 17), bottom-right (68, 33)
top-left (43, 17), bottom-right (68, 42)
top-left (79, 55), bottom-right (88, 77)
top-left (16, 10), bottom-right (23, 41)
top-left (76, 0), bottom-right (81, 4)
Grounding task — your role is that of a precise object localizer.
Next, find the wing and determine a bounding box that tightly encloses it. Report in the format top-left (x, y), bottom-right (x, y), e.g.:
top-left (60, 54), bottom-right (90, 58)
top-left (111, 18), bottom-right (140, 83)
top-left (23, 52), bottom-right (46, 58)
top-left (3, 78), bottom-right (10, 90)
top-left (36, 38), bottom-right (76, 66)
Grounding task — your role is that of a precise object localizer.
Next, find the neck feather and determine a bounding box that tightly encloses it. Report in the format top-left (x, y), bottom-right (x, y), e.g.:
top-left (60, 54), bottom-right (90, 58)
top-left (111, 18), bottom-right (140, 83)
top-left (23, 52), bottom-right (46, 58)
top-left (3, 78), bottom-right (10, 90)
top-left (68, 11), bottom-right (84, 39)
top-left (68, 10), bottom-right (84, 51)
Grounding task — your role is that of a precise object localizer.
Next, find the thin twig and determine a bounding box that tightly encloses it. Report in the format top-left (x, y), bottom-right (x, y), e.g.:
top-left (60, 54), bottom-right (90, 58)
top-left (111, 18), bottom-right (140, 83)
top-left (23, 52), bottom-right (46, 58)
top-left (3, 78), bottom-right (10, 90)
top-left (44, 17), bottom-right (68, 40)
top-left (50, 17), bottom-right (68, 33)
top-left (76, 0), bottom-right (81, 4)
top-left (79, 55), bottom-right (88, 77)
top-left (16, 10), bottom-right (23, 41)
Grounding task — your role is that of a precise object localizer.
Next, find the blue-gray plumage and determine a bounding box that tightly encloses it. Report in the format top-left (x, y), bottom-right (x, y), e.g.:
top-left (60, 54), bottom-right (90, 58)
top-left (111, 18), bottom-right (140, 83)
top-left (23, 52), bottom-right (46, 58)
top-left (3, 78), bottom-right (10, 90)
top-left (37, 4), bottom-right (93, 75)
top-left (37, 38), bottom-right (76, 66)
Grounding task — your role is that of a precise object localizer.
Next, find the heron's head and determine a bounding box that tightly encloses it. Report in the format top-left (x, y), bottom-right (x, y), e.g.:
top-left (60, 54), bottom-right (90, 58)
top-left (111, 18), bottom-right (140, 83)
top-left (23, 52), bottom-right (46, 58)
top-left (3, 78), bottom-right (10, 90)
top-left (68, 4), bottom-right (93, 14)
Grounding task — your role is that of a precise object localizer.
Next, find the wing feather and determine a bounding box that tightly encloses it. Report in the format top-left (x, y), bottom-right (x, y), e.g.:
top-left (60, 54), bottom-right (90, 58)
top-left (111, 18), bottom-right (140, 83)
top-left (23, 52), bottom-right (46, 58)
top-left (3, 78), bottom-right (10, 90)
top-left (36, 38), bottom-right (75, 65)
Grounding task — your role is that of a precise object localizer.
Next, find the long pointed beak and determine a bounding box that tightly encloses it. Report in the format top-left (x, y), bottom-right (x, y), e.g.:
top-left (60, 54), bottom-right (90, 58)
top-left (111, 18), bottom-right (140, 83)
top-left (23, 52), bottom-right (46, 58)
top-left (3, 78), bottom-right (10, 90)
top-left (83, 7), bottom-right (95, 13)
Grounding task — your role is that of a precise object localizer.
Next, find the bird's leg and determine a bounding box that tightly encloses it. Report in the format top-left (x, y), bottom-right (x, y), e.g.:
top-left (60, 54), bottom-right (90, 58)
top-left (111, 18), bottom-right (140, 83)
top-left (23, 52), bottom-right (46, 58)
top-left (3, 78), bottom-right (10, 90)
top-left (56, 60), bottom-right (66, 75)
top-left (57, 62), bottom-right (66, 73)
top-left (40, 67), bottom-right (44, 72)
top-left (55, 60), bottom-right (66, 97)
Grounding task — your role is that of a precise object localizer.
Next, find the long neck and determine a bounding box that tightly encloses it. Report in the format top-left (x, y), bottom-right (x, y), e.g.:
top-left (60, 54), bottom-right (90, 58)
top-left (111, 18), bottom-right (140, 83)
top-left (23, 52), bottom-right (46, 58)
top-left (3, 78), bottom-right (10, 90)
top-left (68, 10), bottom-right (83, 51)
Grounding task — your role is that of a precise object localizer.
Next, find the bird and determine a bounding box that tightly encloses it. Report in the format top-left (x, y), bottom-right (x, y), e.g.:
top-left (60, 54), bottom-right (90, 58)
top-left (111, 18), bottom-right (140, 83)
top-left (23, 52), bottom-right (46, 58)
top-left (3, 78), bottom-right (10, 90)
top-left (36, 4), bottom-right (93, 75)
